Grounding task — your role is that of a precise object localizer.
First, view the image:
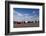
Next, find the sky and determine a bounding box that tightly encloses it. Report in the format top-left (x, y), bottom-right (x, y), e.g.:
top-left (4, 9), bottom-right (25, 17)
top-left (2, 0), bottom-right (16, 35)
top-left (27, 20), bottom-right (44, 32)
top-left (13, 8), bottom-right (39, 21)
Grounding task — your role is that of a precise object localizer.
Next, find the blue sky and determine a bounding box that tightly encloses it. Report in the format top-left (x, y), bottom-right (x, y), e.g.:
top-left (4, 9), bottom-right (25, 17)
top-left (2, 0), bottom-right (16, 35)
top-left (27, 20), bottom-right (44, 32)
top-left (13, 8), bottom-right (39, 21)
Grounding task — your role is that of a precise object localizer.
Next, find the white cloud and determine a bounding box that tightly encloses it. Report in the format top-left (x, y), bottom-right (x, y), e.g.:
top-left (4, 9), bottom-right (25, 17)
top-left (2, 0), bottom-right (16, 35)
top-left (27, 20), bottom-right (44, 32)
top-left (13, 15), bottom-right (39, 21)
top-left (24, 14), bottom-right (29, 16)
top-left (13, 10), bottom-right (23, 16)
top-left (33, 11), bottom-right (35, 13)
top-left (16, 12), bottom-right (23, 16)
top-left (13, 10), bottom-right (39, 21)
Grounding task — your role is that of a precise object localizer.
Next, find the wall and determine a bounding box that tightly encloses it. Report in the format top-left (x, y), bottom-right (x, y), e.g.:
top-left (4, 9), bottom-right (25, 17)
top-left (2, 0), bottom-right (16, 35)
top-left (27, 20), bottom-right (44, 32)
top-left (0, 0), bottom-right (46, 36)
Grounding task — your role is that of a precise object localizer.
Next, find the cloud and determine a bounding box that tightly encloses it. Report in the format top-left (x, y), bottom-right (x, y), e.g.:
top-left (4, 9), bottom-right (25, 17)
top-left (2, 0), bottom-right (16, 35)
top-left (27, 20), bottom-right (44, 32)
top-left (13, 15), bottom-right (39, 21)
top-left (15, 11), bottom-right (23, 16)
top-left (33, 11), bottom-right (35, 14)
top-left (13, 10), bottom-right (23, 16)
top-left (24, 14), bottom-right (29, 16)
top-left (16, 12), bottom-right (23, 16)
top-left (13, 10), bottom-right (39, 21)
